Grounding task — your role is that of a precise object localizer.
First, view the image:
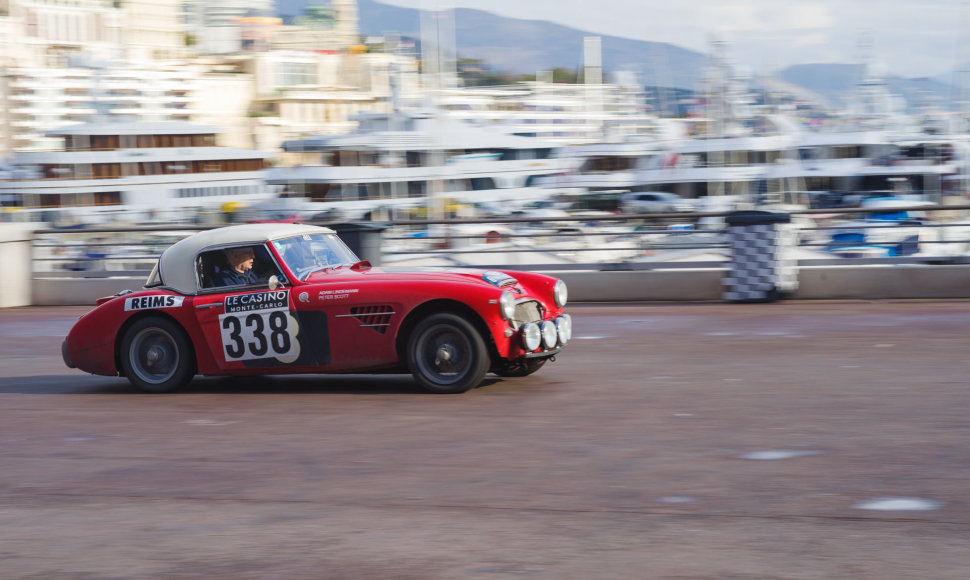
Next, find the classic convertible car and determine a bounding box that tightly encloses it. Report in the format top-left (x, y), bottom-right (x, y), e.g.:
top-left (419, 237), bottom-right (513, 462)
top-left (62, 223), bottom-right (571, 393)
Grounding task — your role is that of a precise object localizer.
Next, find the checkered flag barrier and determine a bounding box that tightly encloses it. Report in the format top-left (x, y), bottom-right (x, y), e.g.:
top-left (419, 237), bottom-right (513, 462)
top-left (723, 222), bottom-right (799, 302)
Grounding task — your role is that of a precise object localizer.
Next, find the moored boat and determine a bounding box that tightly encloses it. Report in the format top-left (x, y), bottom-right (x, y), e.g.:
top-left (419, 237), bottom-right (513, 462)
top-left (0, 120), bottom-right (279, 225)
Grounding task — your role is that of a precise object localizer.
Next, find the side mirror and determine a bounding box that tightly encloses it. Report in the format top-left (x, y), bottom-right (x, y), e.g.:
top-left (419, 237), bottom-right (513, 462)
top-left (268, 274), bottom-right (286, 290)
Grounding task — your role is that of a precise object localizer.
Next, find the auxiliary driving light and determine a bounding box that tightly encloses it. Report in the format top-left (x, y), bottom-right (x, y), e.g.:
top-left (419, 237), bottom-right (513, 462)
top-left (521, 322), bottom-right (541, 351)
top-left (555, 314), bottom-right (572, 345)
top-left (540, 320), bottom-right (557, 349)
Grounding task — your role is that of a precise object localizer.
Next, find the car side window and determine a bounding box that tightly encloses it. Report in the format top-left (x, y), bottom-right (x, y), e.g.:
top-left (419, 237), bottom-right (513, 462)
top-left (197, 245), bottom-right (282, 290)
top-left (251, 246), bottom-right (286, 283)
top-left (198, 249), bottom-right (231, 290)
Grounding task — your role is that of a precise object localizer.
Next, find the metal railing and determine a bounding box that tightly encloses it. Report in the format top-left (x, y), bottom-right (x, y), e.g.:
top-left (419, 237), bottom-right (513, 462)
top-left (30, 203), bottom-right (970, 278)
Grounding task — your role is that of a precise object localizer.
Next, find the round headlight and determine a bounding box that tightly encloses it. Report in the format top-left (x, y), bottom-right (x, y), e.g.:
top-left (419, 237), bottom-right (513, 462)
top-left (555, 314), bottom-right (572, 345)
top-left (553, 279), bottom-right (568, 308)
top-left (499, 290), bottom-right (516, 321)
top-left (540, 320), bottom-right (557, 349)
top-left (521, 322), bottom-right (541, 351)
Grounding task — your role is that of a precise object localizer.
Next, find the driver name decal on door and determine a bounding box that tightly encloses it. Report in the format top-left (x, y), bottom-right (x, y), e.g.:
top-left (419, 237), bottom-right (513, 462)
top-left (219, 290), bottom-right (300, 363)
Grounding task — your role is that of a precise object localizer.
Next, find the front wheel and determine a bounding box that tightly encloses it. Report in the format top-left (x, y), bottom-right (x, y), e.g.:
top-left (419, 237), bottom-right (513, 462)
top-left (119, 316), bottom-right (195, 393)
top-left (493, 357), bottom-right (547, 377)
top-left (407, 313), bottom-right (490, 394)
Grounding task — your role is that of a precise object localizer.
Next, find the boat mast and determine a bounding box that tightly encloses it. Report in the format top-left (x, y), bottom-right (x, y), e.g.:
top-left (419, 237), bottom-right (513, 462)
top-left (584, 36), bottom-right (604, 142)
top-left (960, 5), bottom-right (970, 200)
top-left (420, 0), bottom-right (456, 242)
top-left (703, 37), bottom-right (728, 198)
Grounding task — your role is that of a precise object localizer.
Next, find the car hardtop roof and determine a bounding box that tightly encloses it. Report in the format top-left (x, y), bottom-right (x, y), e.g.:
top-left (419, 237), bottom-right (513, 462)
top-left (169, 223), bottom-right (336, 254)
top-left (158, 223), bottom-right (336, 295)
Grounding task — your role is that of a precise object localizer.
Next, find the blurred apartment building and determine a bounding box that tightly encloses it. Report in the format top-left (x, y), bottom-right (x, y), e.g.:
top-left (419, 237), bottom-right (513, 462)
top-left (0, 0), bottom-right (416, 156)
top-left (435, 80), bottom-right (657, 145)
top-left (185, 0), bottom-right (275, 55)
top-left (395, 36), bottom-right (658, 145)
top-left (0, 0), bottom-right (655, 158)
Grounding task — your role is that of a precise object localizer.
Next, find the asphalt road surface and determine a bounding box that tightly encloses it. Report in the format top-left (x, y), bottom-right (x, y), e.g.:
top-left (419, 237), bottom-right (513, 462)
top-left (2, 301), bottom-right (970, 579)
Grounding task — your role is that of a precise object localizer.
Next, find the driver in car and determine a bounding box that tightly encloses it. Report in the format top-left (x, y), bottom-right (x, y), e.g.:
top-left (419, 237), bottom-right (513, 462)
top-left (216, 246), bottom-right (259, 286)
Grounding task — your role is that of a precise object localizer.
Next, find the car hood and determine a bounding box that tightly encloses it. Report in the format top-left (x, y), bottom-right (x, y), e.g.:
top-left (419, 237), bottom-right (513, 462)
top-left (305, 266), bottom-right (521, 290)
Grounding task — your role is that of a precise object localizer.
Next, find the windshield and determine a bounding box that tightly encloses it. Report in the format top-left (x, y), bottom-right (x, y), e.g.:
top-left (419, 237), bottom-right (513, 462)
top-left (271, 233), bottom-right (360, 281)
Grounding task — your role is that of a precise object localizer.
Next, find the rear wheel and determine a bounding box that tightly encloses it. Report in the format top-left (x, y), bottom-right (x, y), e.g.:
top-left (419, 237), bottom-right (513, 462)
top-left (407, 313), bottom-right (489, 394)
top-left (119, 316), bottom-right (195, 393)
top-left (493, 357), bottom-right (547, 377)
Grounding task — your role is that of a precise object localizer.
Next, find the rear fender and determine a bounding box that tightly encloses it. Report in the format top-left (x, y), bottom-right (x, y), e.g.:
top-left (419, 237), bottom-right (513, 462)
top-left (113, 310), bottom-right (200, 378)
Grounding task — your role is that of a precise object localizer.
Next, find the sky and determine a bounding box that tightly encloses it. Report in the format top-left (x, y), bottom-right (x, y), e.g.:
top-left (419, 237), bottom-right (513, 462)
top-left (379, 0), bottom-right (970, 80)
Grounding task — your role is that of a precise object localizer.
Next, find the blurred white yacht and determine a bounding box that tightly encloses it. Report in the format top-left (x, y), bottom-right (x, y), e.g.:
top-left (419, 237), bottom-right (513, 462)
top-left (784, 130), bottom-right (896, 205)
top-left (777, 53), bottom-right (968, 205)
top-left (538, 137), bottom-right (664, 194)
top-left (0, 120), bottom-right (278, 225)
top-left (261, 106), bottom-right (575, 221)
top-left (623, 119), bottom-right (964, 209)
top-left (633, 115), bottom-right (803, 204)
top-left (535, 115), bottom-right (688, 195)
top-left (779, 130), bottom-right (968, 206)
top-left (862, 134), bottom-right (967, 200)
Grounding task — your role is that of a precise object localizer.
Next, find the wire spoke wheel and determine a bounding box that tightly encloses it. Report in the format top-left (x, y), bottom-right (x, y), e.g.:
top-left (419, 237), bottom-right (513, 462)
top-left (120, 316), bottom-right (195, 393)
top-left (408, 313), bottom-right (489, 394)
top-left (416, 325), bottom-right (472, 383)
top-left (129, 327), bottom-right (180, 385)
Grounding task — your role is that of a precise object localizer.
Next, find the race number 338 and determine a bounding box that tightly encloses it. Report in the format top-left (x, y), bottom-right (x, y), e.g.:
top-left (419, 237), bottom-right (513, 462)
top-left (219, 291), bottom-right (298, 361)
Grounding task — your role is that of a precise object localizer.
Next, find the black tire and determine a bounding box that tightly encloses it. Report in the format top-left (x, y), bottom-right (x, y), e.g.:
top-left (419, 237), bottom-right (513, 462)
top-left (407, 313), bottom-right (490, 394)
top-left (119, 316), bottom-right (195, 393)
top-left (493, 357), bottom-right (547, 377)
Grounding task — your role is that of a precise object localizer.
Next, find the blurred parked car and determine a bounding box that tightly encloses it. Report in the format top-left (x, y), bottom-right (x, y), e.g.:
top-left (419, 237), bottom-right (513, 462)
top-left (620, 192), bottom-right (693, 214)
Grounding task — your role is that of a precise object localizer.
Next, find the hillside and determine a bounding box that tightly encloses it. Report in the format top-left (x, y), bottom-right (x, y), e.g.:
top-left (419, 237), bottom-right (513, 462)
top-left (277, 0), bottom-right (708, 89)
top-left (276, 0), bottom-right (960, 112)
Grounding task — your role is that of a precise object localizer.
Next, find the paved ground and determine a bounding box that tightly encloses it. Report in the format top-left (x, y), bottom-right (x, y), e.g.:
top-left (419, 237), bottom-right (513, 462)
top-left (2, 301), bottom-right (970, 579)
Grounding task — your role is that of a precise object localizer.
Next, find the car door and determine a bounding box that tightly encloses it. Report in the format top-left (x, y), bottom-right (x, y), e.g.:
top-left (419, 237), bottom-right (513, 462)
top-left (193, 246), bottom-right (302, 372)
top-left (195, 285), bottom-right (302, 371)
top-left (298, 274), bottom-right (401, 370)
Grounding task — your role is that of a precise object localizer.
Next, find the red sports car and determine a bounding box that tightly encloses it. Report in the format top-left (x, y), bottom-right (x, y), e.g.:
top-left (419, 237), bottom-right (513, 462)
top-left (62, 223), bottom-right (571, 393)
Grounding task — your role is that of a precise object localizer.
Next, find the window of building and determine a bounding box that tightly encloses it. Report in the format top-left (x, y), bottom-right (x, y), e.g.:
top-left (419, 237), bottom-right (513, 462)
top-left (471, 177), bottom-right (496, 190)
top-left (94, 191), bottom-right (121, 206)
top-left (277, 62), bottom-right (316, 87)
top-left (407, 180), bottom-right (426, 197)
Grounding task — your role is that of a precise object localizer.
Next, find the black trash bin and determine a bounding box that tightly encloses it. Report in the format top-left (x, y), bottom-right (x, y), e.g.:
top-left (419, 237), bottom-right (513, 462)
top-left (330, 222), bottom-right (389, 266)
top-left (722, 210), bottom-right (799, 303)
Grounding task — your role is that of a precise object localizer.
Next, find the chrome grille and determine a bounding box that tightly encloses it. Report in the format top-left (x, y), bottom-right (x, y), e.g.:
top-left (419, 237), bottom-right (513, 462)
top-left (511, 300), bottom-right (543, 329)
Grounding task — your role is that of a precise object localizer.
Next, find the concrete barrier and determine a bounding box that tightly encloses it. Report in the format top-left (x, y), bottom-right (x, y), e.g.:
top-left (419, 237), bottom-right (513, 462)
top-left (32, 276), bottom-right (145, 306)
top-left (796, 264), bottom-right (970, 300)
top-left (563, 264), bottom-right (970, 302)
top-left (22, 264), bottom-right (970, 306)
top-left (0, 224), bottom-right (39, 307)
top-left (557, 268), bottom-right (725, 301)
